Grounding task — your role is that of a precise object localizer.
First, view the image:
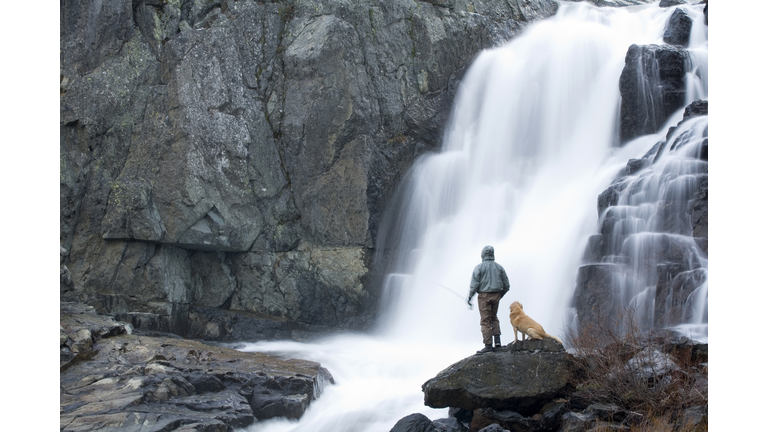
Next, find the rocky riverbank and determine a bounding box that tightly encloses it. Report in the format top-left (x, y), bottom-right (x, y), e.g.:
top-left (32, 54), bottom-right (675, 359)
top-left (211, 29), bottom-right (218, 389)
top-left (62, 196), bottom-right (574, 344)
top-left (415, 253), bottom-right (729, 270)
top-left (60, 301), bottom-right (332, 431)
top-left (391, 336), bottom-right (707, 432)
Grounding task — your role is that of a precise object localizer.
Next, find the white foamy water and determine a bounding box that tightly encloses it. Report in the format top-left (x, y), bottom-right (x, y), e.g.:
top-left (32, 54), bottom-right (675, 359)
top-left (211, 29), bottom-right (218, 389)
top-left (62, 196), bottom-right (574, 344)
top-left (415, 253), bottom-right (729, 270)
top-left (236, 2), bottom-right (708, 431)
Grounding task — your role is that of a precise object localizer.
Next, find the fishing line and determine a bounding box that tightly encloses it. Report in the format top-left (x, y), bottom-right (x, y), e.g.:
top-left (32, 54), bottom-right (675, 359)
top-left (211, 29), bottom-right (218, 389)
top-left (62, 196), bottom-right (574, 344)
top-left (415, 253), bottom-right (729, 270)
top-left (430, 280), bottom-right (473, 309)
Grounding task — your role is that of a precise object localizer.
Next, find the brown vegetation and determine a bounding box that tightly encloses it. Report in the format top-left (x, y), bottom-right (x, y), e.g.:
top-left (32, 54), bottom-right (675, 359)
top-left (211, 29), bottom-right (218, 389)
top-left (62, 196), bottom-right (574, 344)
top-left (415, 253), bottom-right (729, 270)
top-left (565, 308), bottom-right (707, 431)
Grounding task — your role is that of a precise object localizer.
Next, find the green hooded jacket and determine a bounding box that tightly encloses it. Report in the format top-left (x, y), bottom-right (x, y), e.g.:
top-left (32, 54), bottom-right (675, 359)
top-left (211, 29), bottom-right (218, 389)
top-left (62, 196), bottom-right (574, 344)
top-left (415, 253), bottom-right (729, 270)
top-left (468, 245), bottom-right (510, 300)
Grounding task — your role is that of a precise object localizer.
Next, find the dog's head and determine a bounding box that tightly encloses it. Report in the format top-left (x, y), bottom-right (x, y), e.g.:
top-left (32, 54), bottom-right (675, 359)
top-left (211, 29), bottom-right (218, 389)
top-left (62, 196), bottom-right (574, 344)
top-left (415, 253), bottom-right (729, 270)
top-left (509, 301), bottom-right (523, 312)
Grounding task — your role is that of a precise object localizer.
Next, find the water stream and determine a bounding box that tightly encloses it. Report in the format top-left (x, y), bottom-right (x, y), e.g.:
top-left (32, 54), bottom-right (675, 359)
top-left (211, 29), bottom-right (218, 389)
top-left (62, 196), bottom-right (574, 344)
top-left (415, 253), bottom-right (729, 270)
top-left (235, 2), bottom-right (708, 431)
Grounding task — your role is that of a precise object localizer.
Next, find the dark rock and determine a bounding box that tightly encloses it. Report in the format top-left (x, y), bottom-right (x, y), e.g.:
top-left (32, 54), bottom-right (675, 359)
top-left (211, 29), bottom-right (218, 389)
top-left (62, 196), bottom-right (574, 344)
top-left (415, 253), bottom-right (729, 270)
top-left (642, 141), bottom-right (664, 161)
top-left (682, 99), bottom-right (708, 121)
top-left (704, 4), bottom-right (708, 26)
top-left (654, 268), bottom-right (707, 327)
top-left (625, 158), bottom-right (647, 175)
top-left (470, 401), bottom-right (566, 432)
top-left (60, 263), bottom-right (74, 294)
top-left (389, 413), bottom-right (437, 432)
top-left (691, 174), bottom-right (708, 241)
top-left (61, 0), bottom-right (562, 341)
top-left (597, 181), bottom-right (628, 216)
top-left (663, 9), bottom-right (692, 47)
top-left (582, 235), bottom-right (605, 263)
top-left (422, 339), bottom-right (571, 417)
top-left (621, 234), bottom-right (703, 271)
top-left (60, 304), bottom-right (332, 431)
top-left (584, 403), bottom-right (625, 422)
top-left (699, 138), bottom-right (708, 161)
top-left (692, 343), bottom-right (708, 364)
top-left (659, 0), bottom-right (686, 7)
top-left (619, 44), bottom-right (690, 142)
top-left (559, 412), bottom-right (596, 432)
top-left (652, 100), bottom-right (708, 163)
top-left (661, 336), bottom-right (708, 364)
top-left (450, 407), bottom-right (475, 424)
top-left (433, 417), bottom-right (468, 432)
top-left (574, 264), bottom-right (618, 333)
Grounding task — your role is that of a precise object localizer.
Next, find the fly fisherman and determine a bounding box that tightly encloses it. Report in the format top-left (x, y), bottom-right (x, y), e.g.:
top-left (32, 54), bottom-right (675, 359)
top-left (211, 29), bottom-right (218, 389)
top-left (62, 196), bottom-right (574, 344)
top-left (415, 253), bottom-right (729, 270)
top-left (467, 245), bottom-right (510, 354)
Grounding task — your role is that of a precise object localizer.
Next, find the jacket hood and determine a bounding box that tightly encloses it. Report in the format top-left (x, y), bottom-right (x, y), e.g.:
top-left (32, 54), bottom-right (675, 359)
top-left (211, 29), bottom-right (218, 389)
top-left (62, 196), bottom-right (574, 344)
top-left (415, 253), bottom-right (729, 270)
top-left (481, 245), bottom-right (495, 261)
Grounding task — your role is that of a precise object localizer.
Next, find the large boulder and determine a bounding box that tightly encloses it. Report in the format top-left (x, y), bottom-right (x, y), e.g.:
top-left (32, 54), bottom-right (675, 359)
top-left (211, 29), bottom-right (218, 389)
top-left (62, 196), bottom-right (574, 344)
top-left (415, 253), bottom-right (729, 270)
top-left (663, 8), bottom-right (692, 47)
top-left (619, 44), bottom-right (690, 143)
top-left (60, 303), bottom-right (333, 431)
top-left (422, 339), bottom-right (572, 417)
top-left (60, 0), bottom-right (561, 340)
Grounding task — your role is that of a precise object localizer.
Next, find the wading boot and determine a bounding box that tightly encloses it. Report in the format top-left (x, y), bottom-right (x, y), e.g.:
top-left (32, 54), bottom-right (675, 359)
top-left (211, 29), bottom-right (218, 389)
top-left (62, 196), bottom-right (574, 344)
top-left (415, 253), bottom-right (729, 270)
top-left (493, 335), bottom-right (502, 351)
top-left (476, 344), bottom-right (494, 354)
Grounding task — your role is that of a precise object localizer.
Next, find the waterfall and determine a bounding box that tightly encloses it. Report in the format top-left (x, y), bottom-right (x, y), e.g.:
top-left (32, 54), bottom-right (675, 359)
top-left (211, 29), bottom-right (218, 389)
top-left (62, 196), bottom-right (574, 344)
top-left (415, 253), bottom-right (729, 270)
top-left (237, 2), bottom-right (708, 431)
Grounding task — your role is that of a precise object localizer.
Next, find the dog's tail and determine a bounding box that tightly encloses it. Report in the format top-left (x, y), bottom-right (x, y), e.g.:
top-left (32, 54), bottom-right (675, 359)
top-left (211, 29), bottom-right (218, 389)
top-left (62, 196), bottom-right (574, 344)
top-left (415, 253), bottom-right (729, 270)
top-left (546, 334), bottom-right (563, 345)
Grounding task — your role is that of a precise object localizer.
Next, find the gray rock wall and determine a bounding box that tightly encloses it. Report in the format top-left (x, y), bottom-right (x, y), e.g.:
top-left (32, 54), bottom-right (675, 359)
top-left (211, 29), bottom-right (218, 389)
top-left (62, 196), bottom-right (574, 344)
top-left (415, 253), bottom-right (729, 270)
top-left (61, 0), bottom-right (559, 340)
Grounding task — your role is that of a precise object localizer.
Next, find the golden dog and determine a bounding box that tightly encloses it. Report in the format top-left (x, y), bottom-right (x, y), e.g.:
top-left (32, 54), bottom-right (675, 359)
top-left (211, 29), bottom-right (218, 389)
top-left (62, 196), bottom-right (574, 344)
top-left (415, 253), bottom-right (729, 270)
top-left (509, 301), bottom-right (563, 344)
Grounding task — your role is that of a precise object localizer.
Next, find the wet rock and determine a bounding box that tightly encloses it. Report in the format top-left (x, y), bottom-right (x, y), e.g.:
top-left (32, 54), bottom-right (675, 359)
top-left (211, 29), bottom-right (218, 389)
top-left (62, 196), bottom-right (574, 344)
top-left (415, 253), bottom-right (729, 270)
top-left (422, 339), bottom-right (572, 417)
top-left (390, 413), bottom-right (437, 432)
top-left (659, 0), bottom-right (686, 7)
top-left (619, 44), bottom-right (690, 143)
top-left (691, 173), bottom-right (708, 242)
top-left (597, 180), bottom-right (629, 217)
top-left (434, 417), bottom-right (468, 432)
top-left (682, 99), bottom-right (708, 121)
top-left (574, 264), bottom-right (618, 333)
top-left (663, 8), bottom-right (692, 47)
top-left (625, 158), bottom-right (647, 175)
top-left (60, 305), bottom-right (333, 431)
top-left (577, 98), bottom-right (709, 334)
top-left (654, 268), bottom-right (707, 327)
top-left (581, 235), bottom-right (605, 263)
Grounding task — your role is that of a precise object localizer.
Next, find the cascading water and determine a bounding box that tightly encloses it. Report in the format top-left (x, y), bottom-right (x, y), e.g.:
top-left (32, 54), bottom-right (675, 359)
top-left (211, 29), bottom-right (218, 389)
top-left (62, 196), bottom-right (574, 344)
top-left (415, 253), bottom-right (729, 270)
top-left (236, 2), bottom-right (708, 431)
top-left (586, 112), bottom-right (709, 340)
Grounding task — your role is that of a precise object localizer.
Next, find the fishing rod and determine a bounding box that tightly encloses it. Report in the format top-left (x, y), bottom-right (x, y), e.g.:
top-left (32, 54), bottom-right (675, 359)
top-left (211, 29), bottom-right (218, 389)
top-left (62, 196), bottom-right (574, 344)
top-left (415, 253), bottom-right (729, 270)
top-left (430, 280), bottom-right (473, 310)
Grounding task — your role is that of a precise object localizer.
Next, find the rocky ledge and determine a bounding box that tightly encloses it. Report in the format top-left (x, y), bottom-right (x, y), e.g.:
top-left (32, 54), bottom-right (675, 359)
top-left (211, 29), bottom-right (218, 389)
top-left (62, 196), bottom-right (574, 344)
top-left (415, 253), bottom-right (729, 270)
top-left (422, 339), bottom-right (571, 417)
top-left (393, 337), bottom-right (707, 432)
top-left (60, 302), bottom-right (333, 432)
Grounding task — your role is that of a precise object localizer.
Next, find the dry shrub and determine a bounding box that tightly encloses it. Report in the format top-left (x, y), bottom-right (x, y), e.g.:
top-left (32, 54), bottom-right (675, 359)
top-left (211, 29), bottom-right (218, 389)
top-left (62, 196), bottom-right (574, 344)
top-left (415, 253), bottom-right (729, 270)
top-left (565, 308), bottom-right (707, 431)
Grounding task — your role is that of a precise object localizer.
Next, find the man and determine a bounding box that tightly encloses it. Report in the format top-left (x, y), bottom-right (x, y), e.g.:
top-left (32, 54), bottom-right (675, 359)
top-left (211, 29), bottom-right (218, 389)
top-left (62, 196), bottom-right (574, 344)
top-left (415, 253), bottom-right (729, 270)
top-left (467, 245), bottom-right (510, 354)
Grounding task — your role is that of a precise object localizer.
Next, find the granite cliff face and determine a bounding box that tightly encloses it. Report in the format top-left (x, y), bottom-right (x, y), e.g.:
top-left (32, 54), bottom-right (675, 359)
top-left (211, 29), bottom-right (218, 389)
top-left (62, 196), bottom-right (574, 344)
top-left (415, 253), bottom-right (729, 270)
top-left (60, 0), bottom-right (560, 340)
